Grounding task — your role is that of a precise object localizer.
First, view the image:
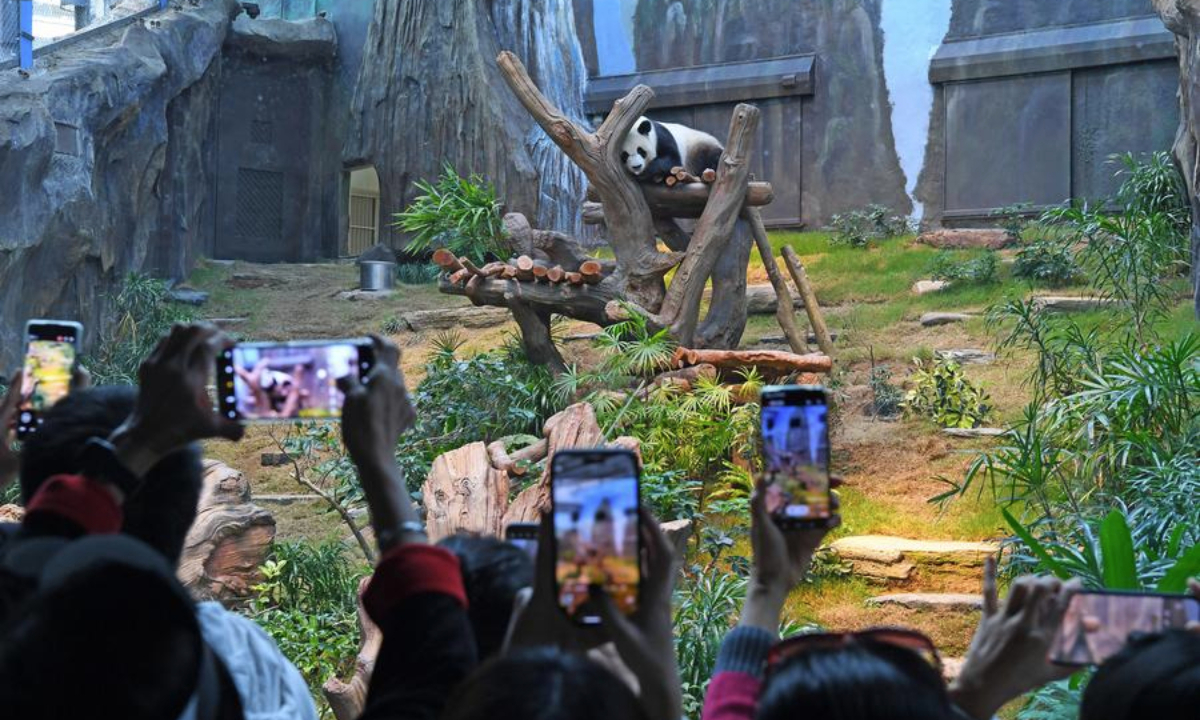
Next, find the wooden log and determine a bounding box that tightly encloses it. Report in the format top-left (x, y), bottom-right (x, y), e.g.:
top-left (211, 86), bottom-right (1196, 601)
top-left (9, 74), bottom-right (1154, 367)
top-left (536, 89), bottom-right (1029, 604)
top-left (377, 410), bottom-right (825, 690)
top-left (744, 207), bottom-right (808, 354)
top-left (515, 255), bottom-right (536, 282)
top-left (178, 460), bottom-right (276, 602)
top-left (586, 181), bottom-right (774, 219)
top-left (547, 265), bottom-right (566, 283)
top-left (448, 268), bottom-right (470, 284)
top-left (649, 363), bottom-right (718, 392)
top-left (502, 212), bottom-right (595, 270)
top-left (665, 175), bottom-right (678, 187)
top-left (531, 264), bottom-right (550, 282)
top-left (322, 578), bottom-right (382, 720)
top-left (701, 169), bottom-right (717, 184)
top-left (658, 103), bottom-right (762, 345)
top-left (421, 442), bottom-right (510, 542)
top-left (501, 265), bottom-right (519, 280)
top-left (503, 403), bottom-right (607, 526)
top-left (582, 201), bottom-right (606, 226)
top-left (566, 272), bottom-right (584, 285)
top-left (443, 274), bottom-right (621, 328)
top-left (579, 260), bottom-right (604, 285)
top-left (672, 347), bottom-right (832, 377)
top-left (459, 257), bottom-right (484, 276)
top-left (401, 306), bottom-right (512, 331)
top-left (487, 440), bottom-right (521, 476)
top-left (782, 246), bottom-right (836, 358)
top-left (433, 248), bottom-right (464, 272)
top-left (480, 261), bottom-right (507, 277)
top-left (510, 437), bottom-right (549, 466)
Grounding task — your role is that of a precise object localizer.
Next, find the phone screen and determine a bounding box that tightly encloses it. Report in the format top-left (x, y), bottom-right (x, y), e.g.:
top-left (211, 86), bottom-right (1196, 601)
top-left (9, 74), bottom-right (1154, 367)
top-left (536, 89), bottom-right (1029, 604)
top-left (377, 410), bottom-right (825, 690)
top-left (18, 321), bottom-right (82, 437)
top-left (505, 524), bottom-right (539, 561)
top-left (217, 340), bottom-right (374, 422)
top-left (551, 450), bottom-right (640, 625)
top-left (760, 385), bottom-right (831, 524)
top-left (1050, 591), bottom-right (1200, 666)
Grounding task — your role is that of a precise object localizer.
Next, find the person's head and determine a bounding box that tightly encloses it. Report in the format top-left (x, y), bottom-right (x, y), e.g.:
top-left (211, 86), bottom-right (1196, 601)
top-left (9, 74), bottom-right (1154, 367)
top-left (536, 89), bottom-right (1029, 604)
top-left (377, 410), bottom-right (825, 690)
top-left (0, 536), bottom-right (236, 720)
top-left (441, 647), bottom-right (647, 720)
top-left (438, 534), bottom-right (534, 659)
top-left (757, 635), bottom-right (955, 720)
top-left (18, 386), bottom-right (204, 565)
top-left (1081, 630), bottom-right (1200, 720)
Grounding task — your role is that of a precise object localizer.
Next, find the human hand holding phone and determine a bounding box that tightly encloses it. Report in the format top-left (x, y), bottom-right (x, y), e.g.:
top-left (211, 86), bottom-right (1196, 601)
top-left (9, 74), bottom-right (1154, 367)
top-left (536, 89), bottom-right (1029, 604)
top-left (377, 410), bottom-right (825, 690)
top-left (950, 561), bottom-right (1079, 720)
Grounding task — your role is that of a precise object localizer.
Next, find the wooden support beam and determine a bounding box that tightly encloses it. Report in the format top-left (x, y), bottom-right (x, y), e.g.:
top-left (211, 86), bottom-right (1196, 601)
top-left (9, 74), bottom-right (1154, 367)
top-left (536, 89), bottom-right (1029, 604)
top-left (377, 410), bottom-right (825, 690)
top-left (586, 181), bottom-right (774, 219)
top-left (744, 207), bottom-right (808, 354)
top-left (782, 245), bottom-right (835, 358)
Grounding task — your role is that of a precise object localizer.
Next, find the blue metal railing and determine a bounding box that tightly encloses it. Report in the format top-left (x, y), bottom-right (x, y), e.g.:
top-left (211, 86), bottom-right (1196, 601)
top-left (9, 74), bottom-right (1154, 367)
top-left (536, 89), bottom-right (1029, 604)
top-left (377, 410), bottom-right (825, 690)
top-left (2, 0), bottom-right (167, 71)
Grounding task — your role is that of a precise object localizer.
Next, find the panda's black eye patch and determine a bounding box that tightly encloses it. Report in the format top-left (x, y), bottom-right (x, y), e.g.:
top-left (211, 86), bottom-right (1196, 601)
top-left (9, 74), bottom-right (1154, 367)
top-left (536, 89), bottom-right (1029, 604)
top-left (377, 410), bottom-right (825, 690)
top-left (637, 148), bottom-right (648, 158)
top-left (621, 152), bottom-right (629, 162)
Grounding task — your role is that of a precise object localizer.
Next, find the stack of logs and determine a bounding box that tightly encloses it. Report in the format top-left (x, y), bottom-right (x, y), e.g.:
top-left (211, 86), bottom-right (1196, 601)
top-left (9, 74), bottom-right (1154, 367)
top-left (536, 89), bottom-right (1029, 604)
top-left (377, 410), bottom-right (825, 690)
top-left (434, 247), bottom-right (607, 288)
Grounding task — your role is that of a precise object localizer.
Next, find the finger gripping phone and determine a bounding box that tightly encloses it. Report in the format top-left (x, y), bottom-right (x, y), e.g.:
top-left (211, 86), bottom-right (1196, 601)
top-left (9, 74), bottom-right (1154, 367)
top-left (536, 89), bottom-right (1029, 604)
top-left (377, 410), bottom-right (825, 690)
top-left (550, 448), bottom-right (641, 626)
top-left (216, 340), bottom-right (374, 422)
top-left (759, 385), bottom-right (832, 526)
top-left (1050, 590), bottom-right (1200, 666)
top-left (18, 320), bottom-right (83, 437)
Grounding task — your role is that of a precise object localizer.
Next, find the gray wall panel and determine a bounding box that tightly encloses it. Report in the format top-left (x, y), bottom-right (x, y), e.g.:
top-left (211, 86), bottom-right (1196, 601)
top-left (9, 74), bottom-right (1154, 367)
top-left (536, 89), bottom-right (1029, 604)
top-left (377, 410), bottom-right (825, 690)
top-left (944, 73), bottom-right (1071, 214)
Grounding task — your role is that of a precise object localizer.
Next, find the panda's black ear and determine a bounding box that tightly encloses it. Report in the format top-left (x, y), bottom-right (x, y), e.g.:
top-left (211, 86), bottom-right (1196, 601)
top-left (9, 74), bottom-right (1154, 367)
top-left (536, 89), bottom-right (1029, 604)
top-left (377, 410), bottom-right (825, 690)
top-left (637, 119), bottom-right (653, 136)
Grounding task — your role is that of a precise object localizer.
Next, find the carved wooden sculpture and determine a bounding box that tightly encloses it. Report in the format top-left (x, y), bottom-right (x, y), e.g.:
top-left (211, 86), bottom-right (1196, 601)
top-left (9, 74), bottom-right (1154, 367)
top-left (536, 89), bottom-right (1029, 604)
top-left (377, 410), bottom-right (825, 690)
top-left (437, 51), bottom-right (778, 372)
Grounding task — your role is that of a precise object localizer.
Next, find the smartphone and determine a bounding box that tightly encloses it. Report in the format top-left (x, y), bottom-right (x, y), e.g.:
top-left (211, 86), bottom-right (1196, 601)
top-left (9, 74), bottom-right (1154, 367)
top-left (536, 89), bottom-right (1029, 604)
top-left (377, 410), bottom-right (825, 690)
top-left (216, 340), bottom-right (374, 422)
top-left (505, 523), bottom-right (539, 560)
top-left (550, 448), bottom-right (641, 625)
top-left (759, 385), bottom-right (832, 526)
top-left (17, 320), bottom-right (84, 437)
top-left (1050, 590), bottom-right (1200, 666)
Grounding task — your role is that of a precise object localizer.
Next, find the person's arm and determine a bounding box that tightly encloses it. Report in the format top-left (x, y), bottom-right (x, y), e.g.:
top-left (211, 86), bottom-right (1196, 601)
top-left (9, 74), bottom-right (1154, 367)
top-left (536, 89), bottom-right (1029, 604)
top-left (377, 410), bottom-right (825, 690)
top-left (703, 479), bottom-right (838, 720)
top-left (342, 337), bottom-right (478, 720)
top-left (949, 560), bottom-right (1079, 720)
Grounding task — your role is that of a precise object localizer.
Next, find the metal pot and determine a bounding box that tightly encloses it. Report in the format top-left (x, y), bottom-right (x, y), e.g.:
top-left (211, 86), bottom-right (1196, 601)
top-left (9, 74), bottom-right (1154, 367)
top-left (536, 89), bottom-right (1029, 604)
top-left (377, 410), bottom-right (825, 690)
top-left (360, 260), bottom-right (396, 292)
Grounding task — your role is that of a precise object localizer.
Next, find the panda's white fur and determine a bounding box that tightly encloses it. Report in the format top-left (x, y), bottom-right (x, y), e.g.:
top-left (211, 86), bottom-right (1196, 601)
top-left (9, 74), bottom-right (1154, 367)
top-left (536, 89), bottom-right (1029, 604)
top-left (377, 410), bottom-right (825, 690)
top-left (620, 116), bottom-right (724, 182)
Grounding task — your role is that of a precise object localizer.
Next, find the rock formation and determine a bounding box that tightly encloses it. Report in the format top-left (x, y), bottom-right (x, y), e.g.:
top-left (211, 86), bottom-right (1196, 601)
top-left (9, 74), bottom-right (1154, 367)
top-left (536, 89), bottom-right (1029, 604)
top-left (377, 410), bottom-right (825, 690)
top-left (0, 0), bottom-right (240, 369)
top-left (1153, 0), bottom-right (1200, 317)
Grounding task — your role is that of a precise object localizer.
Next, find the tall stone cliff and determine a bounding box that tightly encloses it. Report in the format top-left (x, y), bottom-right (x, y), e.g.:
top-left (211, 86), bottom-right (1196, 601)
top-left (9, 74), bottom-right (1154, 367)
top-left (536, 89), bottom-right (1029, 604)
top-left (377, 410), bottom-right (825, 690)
top-left (0, 0), bottom-right (240, 369)
top-left (1154, 0), bottom-right (1200, 316)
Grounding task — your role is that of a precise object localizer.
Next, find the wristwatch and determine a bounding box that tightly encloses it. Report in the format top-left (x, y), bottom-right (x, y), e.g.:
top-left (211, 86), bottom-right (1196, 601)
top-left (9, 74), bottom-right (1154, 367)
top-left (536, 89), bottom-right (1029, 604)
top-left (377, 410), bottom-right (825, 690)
top-left (79, 437), bottom-right (143, 499)
top-left (376, 521), bottom-right (427, 552)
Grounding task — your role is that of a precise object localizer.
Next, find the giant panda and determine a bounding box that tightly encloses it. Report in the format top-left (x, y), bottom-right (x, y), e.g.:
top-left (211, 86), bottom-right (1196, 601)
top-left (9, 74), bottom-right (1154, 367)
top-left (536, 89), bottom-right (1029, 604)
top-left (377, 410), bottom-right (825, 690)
top-left (620, 116), bottom-right (724, 183)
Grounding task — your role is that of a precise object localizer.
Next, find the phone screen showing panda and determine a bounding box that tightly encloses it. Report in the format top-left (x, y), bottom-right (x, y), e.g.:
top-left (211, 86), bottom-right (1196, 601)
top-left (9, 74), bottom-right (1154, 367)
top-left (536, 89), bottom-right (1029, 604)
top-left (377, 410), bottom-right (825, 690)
top-left (760, 385), bottom-right (832, 526)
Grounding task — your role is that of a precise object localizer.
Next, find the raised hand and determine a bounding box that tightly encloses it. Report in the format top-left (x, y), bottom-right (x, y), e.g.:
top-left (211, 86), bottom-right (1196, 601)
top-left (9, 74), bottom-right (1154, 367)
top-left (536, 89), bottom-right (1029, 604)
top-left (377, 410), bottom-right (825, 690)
top-left (110, 323), bottom-right (244, 478)
top-left (339, 335), bottom-right (420, 553)
top-left (950, 559), bottom-right (1080, 720)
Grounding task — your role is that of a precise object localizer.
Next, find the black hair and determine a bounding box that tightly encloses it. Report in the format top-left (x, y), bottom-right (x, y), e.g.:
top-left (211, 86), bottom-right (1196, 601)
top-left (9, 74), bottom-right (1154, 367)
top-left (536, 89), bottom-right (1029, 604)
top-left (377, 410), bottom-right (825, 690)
top-left (0, 563), bottom-right (201, 719)
top-left (441, 647), bottom-right (648, 720)
top-left (18, 386), bottom-right (204, 565)
top-left (756, 640), bottom-right (955, 720)
top-left (1081, 630), bottom-right (1200, 720)
top-left (437, 534), bottom-right (534, 659)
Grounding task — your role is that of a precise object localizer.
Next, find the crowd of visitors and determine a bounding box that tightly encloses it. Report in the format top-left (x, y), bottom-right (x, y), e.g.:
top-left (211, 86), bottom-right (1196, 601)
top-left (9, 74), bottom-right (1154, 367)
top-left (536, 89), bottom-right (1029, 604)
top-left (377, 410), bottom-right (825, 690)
top-left (0, 322), bottom-right (1195, 720)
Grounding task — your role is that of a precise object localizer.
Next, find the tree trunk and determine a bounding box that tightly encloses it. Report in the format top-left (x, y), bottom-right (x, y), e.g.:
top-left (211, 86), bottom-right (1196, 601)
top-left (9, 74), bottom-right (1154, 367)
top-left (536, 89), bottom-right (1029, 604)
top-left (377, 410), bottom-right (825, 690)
top-left (421, 442), bottom-right (511, 542)
top-left (782, 245), bottom-right (836, 358)
top-left (696, 220), bottom-right (752, 349)
top-left (744, 207), bottom-right (808, 353)
top-left (673, 347), bottom-right (833, 378)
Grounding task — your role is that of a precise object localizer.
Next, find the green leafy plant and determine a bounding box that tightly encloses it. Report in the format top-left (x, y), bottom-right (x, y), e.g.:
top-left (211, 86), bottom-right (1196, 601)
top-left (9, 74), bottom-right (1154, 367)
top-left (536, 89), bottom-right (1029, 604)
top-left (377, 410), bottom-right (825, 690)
top-left (927, 250), bottom-right (999, 285)
top-left (1017, 679), bottom-right (1084, 720)
top-left (1013, 236), bottom-right (1081, 287)
top-left (1112, 151), bottom-right (1190, 236)
top-left (902, 357), bottom-right (991, 429)
top-left (826, 204), bottom-right (912, 248)
top-left (394, 163), bottom-right (506, 265)
top-left (991, 202), bottom-right (1036, 241)
top-left (87, 273), bottom-right (195, 385)
top-left (868, 362), bottom-right (902, 418)
top-left (248, 541), bottom-right (370, 717)
top-left (395, 262), bottom-right (440, 285)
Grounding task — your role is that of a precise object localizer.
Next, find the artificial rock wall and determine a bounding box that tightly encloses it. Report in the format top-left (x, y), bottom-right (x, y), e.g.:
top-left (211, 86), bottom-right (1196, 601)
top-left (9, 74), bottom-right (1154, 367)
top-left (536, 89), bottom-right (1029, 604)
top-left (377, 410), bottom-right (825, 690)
top-left (1154, 0), bottom-right (1200, 316)
top-left (0, 0), bottom-right (240, 368)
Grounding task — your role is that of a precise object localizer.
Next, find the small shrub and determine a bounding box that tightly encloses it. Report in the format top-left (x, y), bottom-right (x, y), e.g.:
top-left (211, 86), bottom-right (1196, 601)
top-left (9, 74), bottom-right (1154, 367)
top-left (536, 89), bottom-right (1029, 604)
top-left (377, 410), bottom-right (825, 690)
top-left (393, 163), bottom-right (506, 265)
top-left (249, 541), bottom-right (370, 717)
top-left (991, 202), bottom-right (1036, 240)
top-left (868, 365), bottom-right (903, 418)
top-left (395, 262), bottom-right (440, 285)
top-left (88, 273), bottom-right (195, 385)
top-left (1013, 237), bottom-right (1080, 287)
top-left (1017, 680), bottom-right (1083, 720)
top-left (380, 315), bottom-right (405, 335)
top-left (827, 204), bottom-right (912, 248)
top-left (927, 251), bottom-right (999, 285)
top-left (902, 357), bottom-right (991, 429)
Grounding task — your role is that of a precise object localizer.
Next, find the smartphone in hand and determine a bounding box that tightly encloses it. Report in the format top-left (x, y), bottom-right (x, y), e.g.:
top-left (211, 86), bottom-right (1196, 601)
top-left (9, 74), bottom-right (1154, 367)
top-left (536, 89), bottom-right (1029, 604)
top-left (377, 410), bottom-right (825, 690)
top-left (1050, 590), bottom-right (1200, 666)
top-left (759, 385), bottom-right (832, 527)
top-left (550, 448), bottom-right (641, 625)
top-left (216, 339), bottom-right (375, 422)
top-left (505, 522), bottom-right (539, 560)
top-left (17, 320), bottom-right (84, 437)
